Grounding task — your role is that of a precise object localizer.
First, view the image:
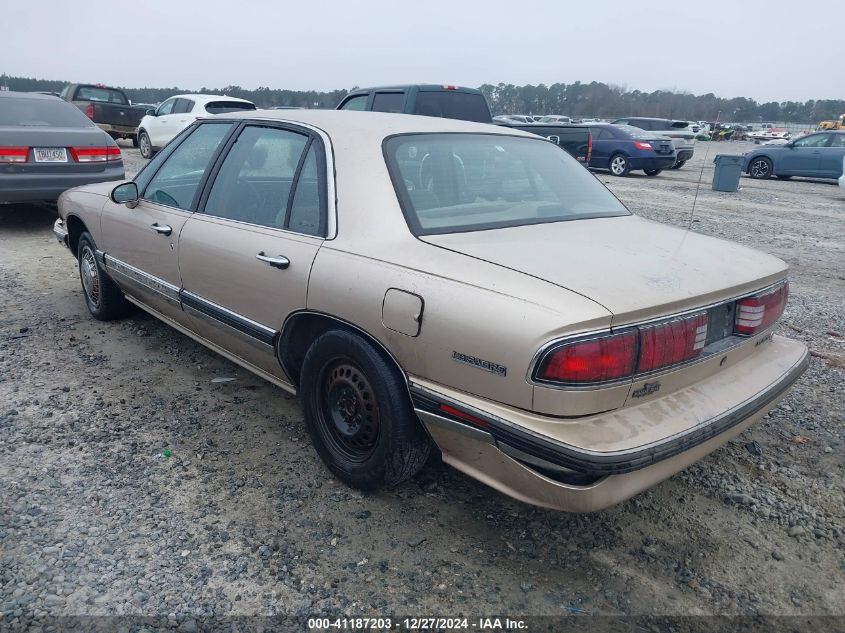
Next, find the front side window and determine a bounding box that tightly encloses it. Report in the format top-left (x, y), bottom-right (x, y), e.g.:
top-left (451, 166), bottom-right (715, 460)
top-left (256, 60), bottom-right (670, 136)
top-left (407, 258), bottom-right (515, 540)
top-left (203, 125), bottom-right (323, 234)
top-left (372, 92), bottom-right (406, 113)
top-left (793, 134), bottom-right (831, 148)
top-left (142, 123), bottom-right (233, 209)
top-left (829, 134), bottom-right (845, 148)
top-left (157, 99), bottom-right (176, 116)
top-left (339, 95), bottom-right (368, 111)
top-left (386, 134), bottom-right (630, 235)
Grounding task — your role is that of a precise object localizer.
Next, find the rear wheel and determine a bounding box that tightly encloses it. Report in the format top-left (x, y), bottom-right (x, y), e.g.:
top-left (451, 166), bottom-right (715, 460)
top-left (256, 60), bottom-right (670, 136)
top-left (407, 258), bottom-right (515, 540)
top-left (671, 160), bottom-right (687, 170)
top-left (609, 153), bottom-right (630, 177)
top-left (643, 168), bottom-right (662, 176)
top-left (749, 157), bottom-right (773, 179)
top-left (77, 233), bottom-right (132, 321)
top-left (300, 330), bottom-right (432, 490)
top-left (138, 131), bottom-right (154, 159)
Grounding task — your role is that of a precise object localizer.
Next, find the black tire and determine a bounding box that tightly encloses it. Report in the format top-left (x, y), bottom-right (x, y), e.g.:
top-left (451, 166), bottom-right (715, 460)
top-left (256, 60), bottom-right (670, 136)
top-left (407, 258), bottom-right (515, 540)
top-left (608, 153), bottom-right (631, 177)
top-left (748, 157), bottom-right (773, 179)
top-left (300, 329), bottom-right (432, 490)
top-left (131, 136), bottom-right (139, 148)
top-left (77, 233), bottom-right (132, 321)
top-left (670, 160), bottom-right (687, 170)
top-left (643, 168), bottom-right (662, 176)
top-left (138, 131), bottom-right (154, 159)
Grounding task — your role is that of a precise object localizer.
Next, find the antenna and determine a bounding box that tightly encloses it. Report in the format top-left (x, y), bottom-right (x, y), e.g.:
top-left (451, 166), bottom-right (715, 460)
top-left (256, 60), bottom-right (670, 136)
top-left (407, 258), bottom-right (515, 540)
top-left (688, 110), bottom-right (720, 229)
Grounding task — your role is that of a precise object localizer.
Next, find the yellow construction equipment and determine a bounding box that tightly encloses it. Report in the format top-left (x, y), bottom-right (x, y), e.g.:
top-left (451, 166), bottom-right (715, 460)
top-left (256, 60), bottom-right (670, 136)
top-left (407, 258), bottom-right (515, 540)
top-left (819, 114), bottom-right (845, 130)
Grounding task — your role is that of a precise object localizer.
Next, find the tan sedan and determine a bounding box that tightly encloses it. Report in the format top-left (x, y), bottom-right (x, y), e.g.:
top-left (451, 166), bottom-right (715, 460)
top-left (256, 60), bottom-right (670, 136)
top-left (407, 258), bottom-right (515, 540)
top-left (53, 110), bottom-right (808, 512)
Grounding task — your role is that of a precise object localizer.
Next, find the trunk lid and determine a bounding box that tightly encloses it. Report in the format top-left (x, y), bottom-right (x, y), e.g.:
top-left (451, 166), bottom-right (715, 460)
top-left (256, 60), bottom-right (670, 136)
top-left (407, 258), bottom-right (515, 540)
top-left (0, 126), bottom-right (118, 174)
top-left (422, 215), bottom-right (788, 325)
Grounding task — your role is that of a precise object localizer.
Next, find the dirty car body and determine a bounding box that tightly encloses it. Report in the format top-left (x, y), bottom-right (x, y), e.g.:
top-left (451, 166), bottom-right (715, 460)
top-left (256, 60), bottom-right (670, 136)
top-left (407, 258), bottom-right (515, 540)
top-left (54, 110), bottom-right (808, 512)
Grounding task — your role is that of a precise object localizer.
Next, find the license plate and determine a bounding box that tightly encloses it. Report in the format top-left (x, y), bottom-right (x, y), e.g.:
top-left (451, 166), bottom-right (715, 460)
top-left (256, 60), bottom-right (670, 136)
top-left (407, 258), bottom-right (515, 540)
top-left (34, 148), bottom-right (68, 163)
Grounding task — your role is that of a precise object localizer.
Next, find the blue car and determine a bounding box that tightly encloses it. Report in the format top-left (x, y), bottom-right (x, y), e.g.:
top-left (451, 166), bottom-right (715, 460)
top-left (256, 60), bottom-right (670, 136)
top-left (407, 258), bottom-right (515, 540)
top-left (587, 123), bottom-right (677, 177)
top-left (742, 131), bottom-right (845, 180)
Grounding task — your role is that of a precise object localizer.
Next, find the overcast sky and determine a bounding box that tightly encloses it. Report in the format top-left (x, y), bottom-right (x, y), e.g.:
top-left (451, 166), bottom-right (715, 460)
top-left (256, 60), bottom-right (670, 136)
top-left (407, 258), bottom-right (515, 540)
top-left (4, 0), bottom-right (841, 103)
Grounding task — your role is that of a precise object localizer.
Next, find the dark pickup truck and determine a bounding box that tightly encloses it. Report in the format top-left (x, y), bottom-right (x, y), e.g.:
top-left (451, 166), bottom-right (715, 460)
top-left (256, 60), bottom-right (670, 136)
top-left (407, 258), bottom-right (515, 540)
top-left (60, 84), bottom-right (147, 146)
top-left (496, 123), bottom-right (593, 164)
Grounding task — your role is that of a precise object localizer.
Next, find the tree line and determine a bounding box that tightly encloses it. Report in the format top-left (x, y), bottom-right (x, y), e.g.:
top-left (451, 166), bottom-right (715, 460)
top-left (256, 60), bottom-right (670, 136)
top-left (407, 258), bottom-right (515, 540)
top-left (3, 74), bottom-right (843, 123)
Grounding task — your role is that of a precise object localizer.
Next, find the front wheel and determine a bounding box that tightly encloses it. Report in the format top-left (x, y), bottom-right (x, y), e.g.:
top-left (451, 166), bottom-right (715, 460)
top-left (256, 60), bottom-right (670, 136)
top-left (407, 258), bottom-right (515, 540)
top-left (643, 168), bottom-right (662, 176)
top-left (749, 157), bottom-right (773, 179)
top-left (609, 153), bottom-right (630, 177)
top-left (300, 330), bottom-right (432, 490)
top-left (138, 131), bottom-right (154, 159)
top-left (77, 233), bottom-right (132, 320)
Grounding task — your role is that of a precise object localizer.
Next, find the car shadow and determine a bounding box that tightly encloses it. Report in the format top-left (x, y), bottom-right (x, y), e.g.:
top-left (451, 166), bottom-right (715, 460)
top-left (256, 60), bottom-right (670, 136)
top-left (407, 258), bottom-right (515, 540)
top-left (0, 203), bottom-right (58, 233)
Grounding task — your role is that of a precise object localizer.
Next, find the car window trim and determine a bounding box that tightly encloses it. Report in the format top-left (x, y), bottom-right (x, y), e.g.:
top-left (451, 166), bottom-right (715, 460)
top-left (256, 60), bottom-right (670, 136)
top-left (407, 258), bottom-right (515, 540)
top-left (283, 137), bottom-right (314, 229)
top-left (338, 93), bottom-right (369, 111)
top-left (194, 119), bottom-right (331, 239)
top-left (137, 121), bottom-right (239, 212)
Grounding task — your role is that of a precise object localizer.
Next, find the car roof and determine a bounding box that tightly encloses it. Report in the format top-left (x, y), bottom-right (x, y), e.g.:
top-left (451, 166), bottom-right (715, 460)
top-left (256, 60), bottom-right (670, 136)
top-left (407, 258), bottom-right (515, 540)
top-left (346, 84), bottom-right (483, 95)
top-left (167, 93), bottom-right (254, 104)
top-left (0, 90), bottom-right (62, 101)
top-left (208, 108), bottom-right (536, 139)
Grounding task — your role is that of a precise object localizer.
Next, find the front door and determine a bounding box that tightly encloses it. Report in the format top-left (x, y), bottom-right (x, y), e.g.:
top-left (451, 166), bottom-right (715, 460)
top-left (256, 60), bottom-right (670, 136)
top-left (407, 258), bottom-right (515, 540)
top-left (817, 133), bottom-right (845, 178)
top-left (178, 122), bottom-right (329, 382)
top-left (100, 121), bottom-right (235, 324)
top-left (780, 133), bottom-right (827, 175)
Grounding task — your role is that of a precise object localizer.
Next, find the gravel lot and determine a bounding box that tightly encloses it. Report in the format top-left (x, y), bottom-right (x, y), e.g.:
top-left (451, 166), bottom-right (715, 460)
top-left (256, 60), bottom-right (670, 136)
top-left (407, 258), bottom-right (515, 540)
top-left (1, 139), bottom-right (843, 628)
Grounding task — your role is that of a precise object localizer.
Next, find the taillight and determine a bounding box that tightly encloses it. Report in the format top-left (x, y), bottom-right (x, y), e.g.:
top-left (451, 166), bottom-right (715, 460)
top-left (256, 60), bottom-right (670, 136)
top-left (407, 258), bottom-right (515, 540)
top-left (735, 281), bottom-right (788, 336)
top-left (537, 331), bottom-right (638, 384)
top-left (441, 85), bottom-right (460, 90)
top-left (638, 313), bottom-right (708, 373)
top-left (634, 141), bottom-right (653, 150)
top-left (0, 147), bottom-right (28, 163)
top-left (85, 104), bottom-right (95, 119)
top-left (70, 147), bottom-right (122, 162)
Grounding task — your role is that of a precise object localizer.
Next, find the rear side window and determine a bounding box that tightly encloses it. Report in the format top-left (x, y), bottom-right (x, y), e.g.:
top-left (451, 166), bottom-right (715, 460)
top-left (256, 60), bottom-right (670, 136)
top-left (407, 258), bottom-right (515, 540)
top-left (204, 101), bottom-right (256, 114)
top-left (0, 98), bottom-right (95, 128)
top-left (670, 121), bottom-right (689, 129)
top-left (142, 122), bottom-right (233, 209)
top-left (173, 98), bottom-right (194, 114)
top-left (372, 92), bottom-right (405, 113)
top-left (74, 86), bottom-right (128, 104)
top-left (415, 91), bottom-right (491, 123)
top-left (339, 95), bottom-right (368, 111)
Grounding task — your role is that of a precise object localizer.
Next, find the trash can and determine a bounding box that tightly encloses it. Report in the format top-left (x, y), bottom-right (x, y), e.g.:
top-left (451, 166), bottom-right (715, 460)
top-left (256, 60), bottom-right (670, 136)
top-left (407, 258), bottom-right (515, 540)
top-left (712, 154), bottom-right (743, 192)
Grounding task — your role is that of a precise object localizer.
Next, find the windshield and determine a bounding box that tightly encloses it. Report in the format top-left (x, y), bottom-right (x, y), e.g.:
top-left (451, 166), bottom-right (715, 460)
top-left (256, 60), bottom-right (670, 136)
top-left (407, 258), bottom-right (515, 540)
top-left (612, 125), bottom-right (655, 139)
top-left (0, 98), bottom-right (95, 127)
top-left (385, 133), bottom-right (629, 235)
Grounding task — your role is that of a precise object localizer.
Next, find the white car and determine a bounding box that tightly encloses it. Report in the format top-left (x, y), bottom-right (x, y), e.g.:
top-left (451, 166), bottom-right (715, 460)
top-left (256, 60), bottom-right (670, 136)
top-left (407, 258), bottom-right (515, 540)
top-left (840, 156), bottom-right (845, 189)
top-left (136, 94), bottom-right (256, 158)
top-left (538, 115), bottom-right (572, 124)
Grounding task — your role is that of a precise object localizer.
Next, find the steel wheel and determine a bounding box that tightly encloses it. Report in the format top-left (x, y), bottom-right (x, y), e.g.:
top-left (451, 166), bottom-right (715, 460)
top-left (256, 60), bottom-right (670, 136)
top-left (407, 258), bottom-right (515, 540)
top-left (610, 154), bottom-right (629, 176)
top-left (749, 157), bottom-right (772, 179)
top-left (80, 245), bottom-right (101, 308)
top-left (317, 358), bottom-right (381, 463)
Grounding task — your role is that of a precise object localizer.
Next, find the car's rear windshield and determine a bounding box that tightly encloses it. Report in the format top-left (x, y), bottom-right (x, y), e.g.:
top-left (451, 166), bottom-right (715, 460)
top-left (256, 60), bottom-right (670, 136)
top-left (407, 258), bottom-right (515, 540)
top-left (75, 86), bottom-right (128, 104)
top-left (0, 98), bottom-right (95, 128)
top-left (612, 125), bottom-right (655, 139)
top-left (385, 133), bottom-right (629, 235)
top-left (414, 92), bottom-right (491, 123)
top-left (204, 101), bottom-right (257, 114)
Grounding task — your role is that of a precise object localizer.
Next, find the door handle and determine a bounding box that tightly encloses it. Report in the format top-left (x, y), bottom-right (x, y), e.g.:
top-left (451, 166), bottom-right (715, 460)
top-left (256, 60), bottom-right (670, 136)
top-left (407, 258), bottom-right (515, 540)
top-left (151, 223), bottom-right (172, 236)
top-left (256, 252), bottom-right (290, 269)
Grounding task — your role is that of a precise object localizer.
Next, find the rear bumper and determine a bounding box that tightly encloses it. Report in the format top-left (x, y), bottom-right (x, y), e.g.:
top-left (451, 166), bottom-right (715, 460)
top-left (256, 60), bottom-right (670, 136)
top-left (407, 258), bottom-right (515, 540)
top-left (0, 165), bottom-right (125, 203)
top-left (412, 334), bottom-right (808, 512)
top-left (628, 155), bottom-right (677, 171)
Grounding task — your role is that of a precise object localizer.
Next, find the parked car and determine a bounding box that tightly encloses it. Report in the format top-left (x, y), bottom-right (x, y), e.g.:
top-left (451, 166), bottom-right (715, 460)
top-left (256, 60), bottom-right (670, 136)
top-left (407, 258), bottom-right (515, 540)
top-left (612, 117), bottom-right (696, 169)
top-left (493, 115), bottom-right (534, 124)
top-left (0, 91), bottom-right (124, 204)
top-left (338, 85), bottom-right (492, 123)
top-left (53, 110), bottom-right (807, 512)
top-left (495, 122), bottom-right (592, 164)
top-left (840, 156), bottom-right (845, 189)
top-left (742, 131), bottom-right (845, 180)
top-left (59, 84), bottom-right (147, 146)
top-left (538, 115), bottom-right (572, 124)
top-left (137, 94), bottom-right (256, 158)
top-left (587, 123), bottom-right (676, 176)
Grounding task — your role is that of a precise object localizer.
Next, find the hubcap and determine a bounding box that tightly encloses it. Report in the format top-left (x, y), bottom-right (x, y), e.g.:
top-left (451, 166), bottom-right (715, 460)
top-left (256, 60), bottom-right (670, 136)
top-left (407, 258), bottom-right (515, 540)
top-left (751, 159), bottom-right (769, 177)
top-left (319, 359), bottom-right (380, 462)
top-left (140, 135), bottom-right (150, 156)
top-left (80, 246), bottom-right (100, 307)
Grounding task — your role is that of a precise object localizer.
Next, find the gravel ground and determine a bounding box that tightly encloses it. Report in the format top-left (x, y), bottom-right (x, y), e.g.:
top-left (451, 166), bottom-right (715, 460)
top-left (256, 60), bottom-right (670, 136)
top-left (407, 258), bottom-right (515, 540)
top-left (0, 139), bottom-right (843, 628)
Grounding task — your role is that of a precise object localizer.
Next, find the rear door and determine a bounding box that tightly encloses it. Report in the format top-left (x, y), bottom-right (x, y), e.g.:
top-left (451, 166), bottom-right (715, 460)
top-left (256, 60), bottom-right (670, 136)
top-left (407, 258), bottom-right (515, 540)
top-left (780, 133), bottom-right (827, 175)
top-left (817, 133), bottom-right (845, 177)
top-left (177, 122), bottom-right (330, 381)
top-left (100, 121), bottom-right (234, 325)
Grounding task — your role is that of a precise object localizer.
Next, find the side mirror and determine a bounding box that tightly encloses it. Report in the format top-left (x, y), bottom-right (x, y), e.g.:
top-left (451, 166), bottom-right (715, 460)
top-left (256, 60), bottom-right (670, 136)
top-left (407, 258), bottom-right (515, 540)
top-left (146, 108), bottom-right (157, 116)
top-left (111, 182), bottom-right (139, 206)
